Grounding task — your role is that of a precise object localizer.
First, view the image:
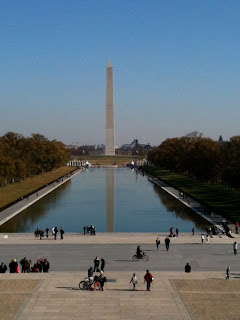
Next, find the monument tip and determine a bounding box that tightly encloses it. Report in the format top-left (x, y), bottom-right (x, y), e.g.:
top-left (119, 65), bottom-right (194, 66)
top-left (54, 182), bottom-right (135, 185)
top-left (107, 59), bottom-right (112, 68)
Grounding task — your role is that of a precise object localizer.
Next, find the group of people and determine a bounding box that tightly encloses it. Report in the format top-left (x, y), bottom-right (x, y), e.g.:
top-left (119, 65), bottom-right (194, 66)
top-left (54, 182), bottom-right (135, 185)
top-left (87, 266), bottom-right (106, 291)
top-left (129, 270), bottom-right (153, 291)
top-left (83, 225), bottom-right (96, 235)
top-left (0, 257), bottom-right (50, 273)
top-left (154, 237), bottom-right (171, 251)
top-left (169, 227), bottom-right (179, 237)
top-left (93, 257), bottom-right (105, 272)
top-left (34, 227), bottom-right (65, 240)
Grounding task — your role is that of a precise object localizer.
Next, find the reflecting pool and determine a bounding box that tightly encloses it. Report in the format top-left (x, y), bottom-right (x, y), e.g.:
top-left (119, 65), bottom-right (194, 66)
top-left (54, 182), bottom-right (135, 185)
top-left (0, 168), bottom-right (209, 232)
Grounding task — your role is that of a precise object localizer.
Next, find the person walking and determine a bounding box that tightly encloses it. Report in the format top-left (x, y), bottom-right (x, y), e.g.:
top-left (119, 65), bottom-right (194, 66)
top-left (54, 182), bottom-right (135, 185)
top-left (144, 270), bottom-right (153, 291)
top-left (101, 258), bottom-right (105, 272)
top-left (45, 227), bottom-right (49, 238)
top-left (192, 227), bottom-right (195, 235)
top-left (60, 227), bottom-right (64, 240)
top-left (176, 228), bottom-right (179, 237)
top-left (83, 226), bottom-right (86, 235)
top-left (94, 257), bottom-right (100, 272)
top-left (52, 227), bottom-right (55, 236)
top-left (201, 234), bottom-right (204, 244)
top-left (0, 263), bottom-right (7, 273)
top-left (233, 241), bottom-right (238, 255)
top-left (98, 271), bottom-right (106, 291)
top-left (165, 237), bottom-right (170, 251)
top-left (54, 227), bottom-right (58, 240)
top-left (130, 273), bottom-right (138, 291)
top-left (226, 266), bottom-right (230, 280)
top-left (156, 237), bottom-right (160, 250)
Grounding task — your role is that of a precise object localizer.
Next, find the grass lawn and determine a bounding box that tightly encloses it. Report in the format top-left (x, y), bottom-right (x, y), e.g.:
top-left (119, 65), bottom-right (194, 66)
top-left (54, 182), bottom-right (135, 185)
top-left (72, 155), bottom-right (143, 165)
top-left (0, 166), bottom-right (76, 209)
top-left (145, 166), bottom-right (240, 222)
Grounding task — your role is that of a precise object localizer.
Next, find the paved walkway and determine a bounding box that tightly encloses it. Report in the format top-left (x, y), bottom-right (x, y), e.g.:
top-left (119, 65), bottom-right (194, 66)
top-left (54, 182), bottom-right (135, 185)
top-left (146, 174), bottom-right (233, 231)
top-left (0, 232), bottom-right (239, 245)
top-left (1, 241), bottom-right (240, 272)
top-left (1, 271), bottom-right (235, 320)
top-left (0, 169), bottom-right (83, 226)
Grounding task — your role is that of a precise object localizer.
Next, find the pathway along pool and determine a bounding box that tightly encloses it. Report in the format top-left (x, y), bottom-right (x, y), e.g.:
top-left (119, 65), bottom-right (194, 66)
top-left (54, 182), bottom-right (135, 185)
top-left (0, 168), bottom-right (209, 232)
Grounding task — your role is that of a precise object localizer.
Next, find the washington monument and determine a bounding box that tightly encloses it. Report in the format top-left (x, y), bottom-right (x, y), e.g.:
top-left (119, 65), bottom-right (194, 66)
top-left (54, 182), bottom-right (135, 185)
top-left (105, 60), bottom-right (115, 155)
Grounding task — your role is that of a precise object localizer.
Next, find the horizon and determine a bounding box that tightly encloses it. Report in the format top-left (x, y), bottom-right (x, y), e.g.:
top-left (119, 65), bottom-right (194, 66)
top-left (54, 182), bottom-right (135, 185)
top-left (1, 1), bottom-right (240, 145)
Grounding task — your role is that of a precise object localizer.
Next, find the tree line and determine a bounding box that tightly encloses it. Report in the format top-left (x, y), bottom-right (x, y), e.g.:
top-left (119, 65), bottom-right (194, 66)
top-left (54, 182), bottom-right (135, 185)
top-left (0, 132), bottom-right (70, 185)
top-left (148, 132), bottom-right (240, 190)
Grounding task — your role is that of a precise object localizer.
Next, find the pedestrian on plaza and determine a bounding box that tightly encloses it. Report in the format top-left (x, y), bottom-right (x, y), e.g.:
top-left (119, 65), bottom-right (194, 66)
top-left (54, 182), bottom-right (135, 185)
top-left (233, 241), bottom-right (238, 255)
top-left (144, 270), bottom-right (153, 291)
top-left (20, 257), bottom-right (28, 273)
top-left (185, 263), bottom-right (191, 273)
top-left (93, 226), bottom-right (96, 235)
top-left (130, 273), bottom-right (138, 291)
top-left (176, 228), bottom-right (179, 237)
top-left (206, 235), bottom-right (209, 244)
top-left (192, 227), bottom-right (195, 235)
top-left (98, 271), bottom-right (106, 291)
top-left (42, 259), bottom-right (50, 272)
top-left (156, 237), bottom-right (160, 250)
top-left (36, 259), bottom-right (43, 272)
top-left (54, 227), bottom-right (58, 240)
top-left (9, 259), bottom-right (18, 273)
top-left (94, 257), bottom-right (100, 272)
top-left (45, 227), bottom-right (49, 238)
top-left (83, 226), bottom-right (86, 235)
top-left (60, 227), bottom-right (64, 240)
top-left (101, 258), bottom-right (105, 272)
top-left (201, 234), bottom-right (204, 244)
top-left (165, 237), bottom-right (170, 251)
top-left (226, 266), bottom-right (230, 280)
top-left (39, 230), bottom-right (44, 240)
top-left (0, 262), bottom-right (7, 273)
top-left (52, 227), bottom-right (55, 236)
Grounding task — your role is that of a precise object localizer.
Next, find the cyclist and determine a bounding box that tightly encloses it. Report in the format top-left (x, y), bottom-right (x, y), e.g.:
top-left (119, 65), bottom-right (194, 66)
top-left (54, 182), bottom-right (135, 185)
top-left (136, 246), bottom-right (143, 259)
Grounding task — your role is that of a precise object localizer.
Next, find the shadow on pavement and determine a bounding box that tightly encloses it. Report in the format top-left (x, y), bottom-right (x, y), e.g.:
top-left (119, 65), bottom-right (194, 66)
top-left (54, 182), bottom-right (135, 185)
top-left (114, 259), bottom-right (134, 262)
top-left (56, 286), bottom-right (79, 290)
top-left (108, 289), bottom-right (146, 292)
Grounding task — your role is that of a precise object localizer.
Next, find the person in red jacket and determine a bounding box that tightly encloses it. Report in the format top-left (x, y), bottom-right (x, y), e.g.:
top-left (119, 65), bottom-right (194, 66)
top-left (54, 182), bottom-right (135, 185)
top-left (144, 270), bottom-right (153, 291)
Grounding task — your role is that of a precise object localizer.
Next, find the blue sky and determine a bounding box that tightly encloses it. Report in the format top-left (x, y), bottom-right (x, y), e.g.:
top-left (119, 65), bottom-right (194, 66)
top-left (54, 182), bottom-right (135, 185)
top-left (1, 0), bottom-right (240, 146)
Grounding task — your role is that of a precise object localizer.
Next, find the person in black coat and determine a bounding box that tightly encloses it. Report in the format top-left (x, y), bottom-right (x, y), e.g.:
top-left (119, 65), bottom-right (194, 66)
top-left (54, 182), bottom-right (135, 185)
top-left (185, 263), bottom-right (191, 273)
top-left (165, 237), bottom-right (170, 251)
top-left (42, 259), bottom-right (50, 272)
top-left (0, 263), bottom-right (7, 273)
top-left (60, 227), bottom-right (64, 240)
top-left (9, 259), bottom-right (18, 273)
top-left (101, 258), bottom-right (105, 272)
top-left (54, 227), bottom-right (58, 240)
top-left (94, 257), bottom-right (100, 272)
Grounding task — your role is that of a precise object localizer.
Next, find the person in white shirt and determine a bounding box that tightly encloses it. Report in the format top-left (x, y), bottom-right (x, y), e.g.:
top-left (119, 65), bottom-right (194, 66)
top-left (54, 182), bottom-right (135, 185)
top-left (130, 273), bottom-right (138, 291)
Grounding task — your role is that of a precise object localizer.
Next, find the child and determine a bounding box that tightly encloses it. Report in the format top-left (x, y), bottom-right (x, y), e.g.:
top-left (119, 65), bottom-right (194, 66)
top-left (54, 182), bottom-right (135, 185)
top-left (130, 273), bottom-right (138, 290)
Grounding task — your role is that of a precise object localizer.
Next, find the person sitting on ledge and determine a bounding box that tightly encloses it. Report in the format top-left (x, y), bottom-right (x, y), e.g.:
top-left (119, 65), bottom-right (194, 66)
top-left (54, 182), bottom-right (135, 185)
top-left (185, 263), bottom-right (191, 273)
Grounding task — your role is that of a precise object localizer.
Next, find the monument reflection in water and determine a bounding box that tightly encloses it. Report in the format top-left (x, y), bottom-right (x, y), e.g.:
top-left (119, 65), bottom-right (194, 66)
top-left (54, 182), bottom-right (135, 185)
top-left (106, 168), bottom-right (115, 232)
top-left (0, 168), bottom-right (209, 232)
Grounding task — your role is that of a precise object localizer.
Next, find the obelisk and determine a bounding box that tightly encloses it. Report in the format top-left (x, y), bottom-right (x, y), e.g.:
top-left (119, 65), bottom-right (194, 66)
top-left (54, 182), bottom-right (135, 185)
top-left (105, 59), bottom-right (115, 155)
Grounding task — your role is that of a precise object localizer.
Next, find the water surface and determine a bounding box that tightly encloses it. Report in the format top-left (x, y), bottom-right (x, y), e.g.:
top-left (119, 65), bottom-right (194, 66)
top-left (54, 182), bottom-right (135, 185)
top-left (0, 168), bottom-right (209, 232)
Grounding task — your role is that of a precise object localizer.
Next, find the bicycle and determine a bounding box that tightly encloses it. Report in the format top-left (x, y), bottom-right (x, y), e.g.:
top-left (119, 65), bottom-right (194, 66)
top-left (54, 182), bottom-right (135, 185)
top-left (79, 276), bottom-right (101, 290)
top-left (132, 251), bottom-right (149, 261)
